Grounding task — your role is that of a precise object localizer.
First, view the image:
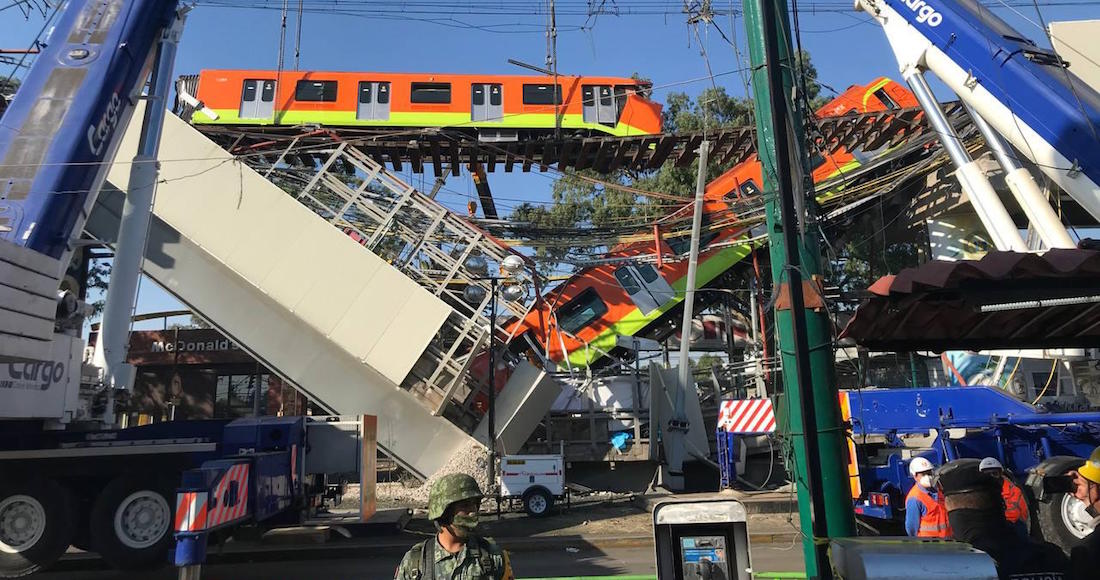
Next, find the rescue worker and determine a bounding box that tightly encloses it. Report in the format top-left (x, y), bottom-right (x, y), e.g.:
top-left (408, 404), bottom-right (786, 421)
top-left (979, 457), bottom-right (1030, 537)
top-left (395, 473), bottom-right (514, 580)
top-left (904, 456), bottom-right (951, 538)
top-left (1069, 446), bottom-right (1100, 580)
top-left (937, 458), bottom-right (1069, 580)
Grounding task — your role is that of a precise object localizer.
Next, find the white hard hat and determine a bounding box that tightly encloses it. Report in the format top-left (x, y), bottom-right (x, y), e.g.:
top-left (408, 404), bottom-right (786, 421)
top-left (979, 457), bottom-right (1004, 472)
top-left (909, 457), bottom-right (935, 477)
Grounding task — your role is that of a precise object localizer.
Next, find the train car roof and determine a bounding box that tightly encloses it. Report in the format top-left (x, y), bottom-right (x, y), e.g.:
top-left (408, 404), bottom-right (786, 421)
top-left (195, 69), bottom-right (650, 85)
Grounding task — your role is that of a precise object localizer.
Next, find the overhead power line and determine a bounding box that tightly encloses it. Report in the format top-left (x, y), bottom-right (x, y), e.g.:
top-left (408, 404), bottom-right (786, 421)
top-left (196, 0), bottom-right (1100, 17)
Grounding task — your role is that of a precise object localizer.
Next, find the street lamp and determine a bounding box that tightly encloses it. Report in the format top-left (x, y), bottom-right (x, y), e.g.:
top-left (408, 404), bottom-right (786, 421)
top-left (463, 253), bottom-right (529, 493)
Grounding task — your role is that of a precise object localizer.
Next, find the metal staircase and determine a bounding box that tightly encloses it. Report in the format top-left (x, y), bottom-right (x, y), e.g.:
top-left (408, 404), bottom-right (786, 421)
top-left (89, 104), bottom-right (544, 476)
top-left (243, 141), bottom-right (534, 428)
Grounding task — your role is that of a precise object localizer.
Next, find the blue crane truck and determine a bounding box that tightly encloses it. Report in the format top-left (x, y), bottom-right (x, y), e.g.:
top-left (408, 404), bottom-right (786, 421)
top-left (0, 1), bottom-right (377, 577)
top-left (838, 386), bottom-right (1099, 550)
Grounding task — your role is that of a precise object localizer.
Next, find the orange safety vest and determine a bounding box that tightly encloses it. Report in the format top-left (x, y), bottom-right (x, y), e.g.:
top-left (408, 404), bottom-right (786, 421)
top-left (907, 485), bottom-right (952, 538)
top-left (1002, 478), bottom-right (1030, 526)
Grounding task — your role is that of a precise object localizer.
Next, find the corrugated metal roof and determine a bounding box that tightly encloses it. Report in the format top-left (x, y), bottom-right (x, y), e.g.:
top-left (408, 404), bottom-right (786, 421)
top-left (839, 249), bottom-right (1100, 351)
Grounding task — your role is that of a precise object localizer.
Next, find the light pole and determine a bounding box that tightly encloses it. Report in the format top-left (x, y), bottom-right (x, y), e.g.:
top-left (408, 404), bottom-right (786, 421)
top-left (463, 254), bottom-right (528, 493)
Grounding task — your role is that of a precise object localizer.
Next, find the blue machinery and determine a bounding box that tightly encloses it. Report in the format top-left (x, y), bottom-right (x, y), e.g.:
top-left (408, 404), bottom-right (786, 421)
top-left (841, 386), bottom-right (1100, 522)
top-left (0, 0), bottom-right (180, 261)
top-left (857, 0), bottom-right (1100, 250)
top-left (173, 417), bottom-right (307, 579)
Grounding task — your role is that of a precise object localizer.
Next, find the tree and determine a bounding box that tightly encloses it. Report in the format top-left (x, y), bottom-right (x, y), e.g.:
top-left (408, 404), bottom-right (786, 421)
top-left (86, 259), bottom-right (111, 318)
top-left (189, 314), bottom-right (212, 329)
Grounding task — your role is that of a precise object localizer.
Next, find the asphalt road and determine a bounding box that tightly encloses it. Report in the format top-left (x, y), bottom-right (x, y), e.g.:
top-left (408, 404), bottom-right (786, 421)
top-left (38, 542), bottom-right (805, 579)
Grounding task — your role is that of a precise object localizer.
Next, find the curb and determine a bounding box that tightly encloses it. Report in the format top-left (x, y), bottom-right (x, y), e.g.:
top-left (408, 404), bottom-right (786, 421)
top-left (56, 531), bottom-right (800, 570)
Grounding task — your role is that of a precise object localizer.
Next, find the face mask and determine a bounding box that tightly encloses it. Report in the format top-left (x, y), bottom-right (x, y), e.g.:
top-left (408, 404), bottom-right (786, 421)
top-left (918, 475), bottom-right (932, 488)
top-left (450, 513), bottom-right (479, 538)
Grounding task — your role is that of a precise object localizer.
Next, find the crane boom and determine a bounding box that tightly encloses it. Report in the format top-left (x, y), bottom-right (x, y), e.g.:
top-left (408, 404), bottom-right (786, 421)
top-left (857, 0), bottom-right (1100, 231)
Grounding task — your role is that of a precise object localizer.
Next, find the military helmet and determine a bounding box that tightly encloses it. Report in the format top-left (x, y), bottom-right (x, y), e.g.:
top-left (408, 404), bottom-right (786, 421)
top-left (427, 473), bottom-right (483, 520)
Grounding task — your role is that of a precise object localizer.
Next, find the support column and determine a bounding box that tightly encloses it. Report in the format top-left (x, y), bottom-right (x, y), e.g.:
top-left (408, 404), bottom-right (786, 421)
top-left (742, 0), bottom-right (856, 576)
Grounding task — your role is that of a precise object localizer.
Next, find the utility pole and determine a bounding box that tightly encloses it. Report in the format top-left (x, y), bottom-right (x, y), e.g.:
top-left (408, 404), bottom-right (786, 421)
top-left (294, 0), bottom-right (304, 70)
top-left (547, 0), bottom-right (561, 138)
top-left (665, 141), bottom-right (710, 490)
top-left (743, 0), bottom-right (855, 577)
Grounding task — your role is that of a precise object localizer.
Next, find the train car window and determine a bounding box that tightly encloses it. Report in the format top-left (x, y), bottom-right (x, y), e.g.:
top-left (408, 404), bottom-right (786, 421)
top-left (582, 86), bottom-right (595, 106)
top-left (599, 86), bottom-right (613, 106)
top-left (810, 153), bottom-right (827, 171)
top-left (614, 267), bottom-right (643, 295)
top-left (614, 86), bottom-right (629, 116)
top-left (260, 81), bottom-right (275, 102)
top-left (472, 85), bottom-right (485, 106)
top-left (295, 80), bottom-right (338, 102)
top-left (242, 80), bottom-right (257, 101)
top-left (377, 83), bottom-right (390, 104)
top-left (739, 179), bottom-right (761, 198)
top-left (523, 84), bottom-right (562, 105)
top-left (667, 215), bottom-right (720, 255)
top-left (489, 84), bottom-right (502, 106)
top-left (359, 83), bottom-right (372, 104)
top-left (637, 264), bottom-right (660, 284)
top-left (556, 287), bottom-right (609, 335)
top-left (873, 88), bottom-right (901, 110)
top-left (411, 82), bottom-right (451, 104)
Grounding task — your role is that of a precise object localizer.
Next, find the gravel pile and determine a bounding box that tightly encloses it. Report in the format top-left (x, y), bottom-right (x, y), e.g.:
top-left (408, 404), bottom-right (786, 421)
top-left (372, 441), bottom-right (491, 508)
top-left (412, 441), bottom-right (491, 503)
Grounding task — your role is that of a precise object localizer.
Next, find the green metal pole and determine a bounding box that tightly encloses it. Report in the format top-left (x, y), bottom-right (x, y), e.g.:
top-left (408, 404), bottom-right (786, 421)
top-left (742, 0), bottom-right (856, 577)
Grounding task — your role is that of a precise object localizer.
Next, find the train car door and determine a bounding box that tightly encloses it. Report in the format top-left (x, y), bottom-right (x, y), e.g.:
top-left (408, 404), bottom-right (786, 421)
top-left (357, 81), bottom-right (391, 121)
top-left (582, 85), bottom-right (617, 126)
top-left (471, 83), bottom-right (503, 122)
top-left (239, 79), bottom-right (276, 120)
top-left (634, 263), bottom-right (675, 307)
top-left (614, 265), bottom-right (660, 315)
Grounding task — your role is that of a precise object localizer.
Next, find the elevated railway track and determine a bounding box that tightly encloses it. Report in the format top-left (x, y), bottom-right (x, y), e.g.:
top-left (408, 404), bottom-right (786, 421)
top-left (183, 103), bottom-right (958, 176)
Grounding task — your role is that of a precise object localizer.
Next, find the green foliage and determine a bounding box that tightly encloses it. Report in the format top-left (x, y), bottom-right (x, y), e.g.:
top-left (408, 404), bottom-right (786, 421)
top-left (86, 260), bottom-right (111, 318)
top-left (692, 352), bottom-right (726, 371)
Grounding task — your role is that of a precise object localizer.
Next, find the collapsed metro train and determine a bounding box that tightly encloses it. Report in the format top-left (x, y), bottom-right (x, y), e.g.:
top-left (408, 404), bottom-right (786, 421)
top-left (501, 78), bottom-right (919, 373)
top-left (181, 70), bottom-right (662, 137)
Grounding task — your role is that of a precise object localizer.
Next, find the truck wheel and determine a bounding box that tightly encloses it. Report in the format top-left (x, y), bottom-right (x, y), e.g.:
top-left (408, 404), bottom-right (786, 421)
top-left (89, 476), bottom-right (173, 571)
top-left (0, 479), bottom-right (77, 577)
top-left (1038, 490), bottom-right (1094, 551)
top-left (522, 488), bottom-right (554, 518)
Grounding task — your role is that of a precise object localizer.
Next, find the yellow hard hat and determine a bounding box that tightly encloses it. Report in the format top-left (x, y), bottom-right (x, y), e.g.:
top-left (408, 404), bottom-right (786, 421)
top-left (1079, 446), bottom-right (1100, 484)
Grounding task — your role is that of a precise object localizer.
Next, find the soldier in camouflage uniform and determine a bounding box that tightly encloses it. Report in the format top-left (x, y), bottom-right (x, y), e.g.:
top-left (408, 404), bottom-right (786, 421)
top-left (395, 473), bottom-right (514, 580)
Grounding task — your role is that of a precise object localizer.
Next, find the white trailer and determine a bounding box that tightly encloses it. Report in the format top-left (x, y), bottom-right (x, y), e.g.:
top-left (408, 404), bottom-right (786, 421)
top-left (499, 454), bottom-right (565, 517)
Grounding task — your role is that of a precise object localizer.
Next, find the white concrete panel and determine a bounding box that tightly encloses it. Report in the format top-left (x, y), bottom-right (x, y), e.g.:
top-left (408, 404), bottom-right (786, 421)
top-left (329, 268), bottom-right (414, 365)
top-left (218, 201), bottom-right (330, 299)
top-left (291, 230), bottom-right (393, 336)
top-left (367, 295), bottom-right (454, 384)
top-left (261, 230), bottom-right (372, 309)
top-left (87, 188), bottom-right (473, 478)
top-left (474, 362), bottom-right (563, 454)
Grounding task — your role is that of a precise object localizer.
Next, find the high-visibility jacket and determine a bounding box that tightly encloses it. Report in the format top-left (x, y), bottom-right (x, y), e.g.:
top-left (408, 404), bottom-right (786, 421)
top-left (1002, 478), bottom-right (1030, 527)
top-left (906, 484), bottom-right (952, 538)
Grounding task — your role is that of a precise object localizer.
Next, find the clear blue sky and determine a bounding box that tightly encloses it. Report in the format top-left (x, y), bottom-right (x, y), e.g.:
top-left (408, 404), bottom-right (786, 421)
top-left (2, 1), bottom-right (1099, 329)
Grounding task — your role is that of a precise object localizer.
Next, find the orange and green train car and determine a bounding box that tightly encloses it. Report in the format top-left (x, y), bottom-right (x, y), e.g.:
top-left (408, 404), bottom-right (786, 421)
top-left (503, 77), bottom-right (919, 371)
top-left (184, 69), bottom-right (662, 138)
